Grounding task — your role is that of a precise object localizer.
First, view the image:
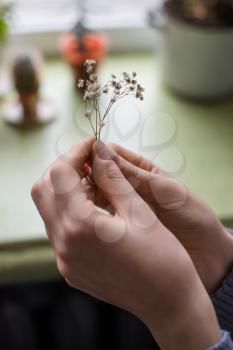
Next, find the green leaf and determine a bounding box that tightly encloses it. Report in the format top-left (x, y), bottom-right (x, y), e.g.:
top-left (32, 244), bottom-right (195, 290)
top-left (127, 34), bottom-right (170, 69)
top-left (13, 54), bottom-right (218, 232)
top-left (0, 18), bottom-right (7, 42)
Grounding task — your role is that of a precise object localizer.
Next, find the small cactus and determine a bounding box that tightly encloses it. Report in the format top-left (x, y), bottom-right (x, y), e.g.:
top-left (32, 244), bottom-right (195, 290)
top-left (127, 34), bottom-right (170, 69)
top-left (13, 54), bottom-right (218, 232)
top-left (13, 56), bottom-right (39, 94)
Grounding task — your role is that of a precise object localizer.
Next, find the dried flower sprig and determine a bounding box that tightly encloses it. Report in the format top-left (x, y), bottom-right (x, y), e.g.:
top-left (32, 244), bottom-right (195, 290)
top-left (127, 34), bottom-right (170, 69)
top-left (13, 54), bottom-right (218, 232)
top-left (77, 59), bottom-right (145, 141)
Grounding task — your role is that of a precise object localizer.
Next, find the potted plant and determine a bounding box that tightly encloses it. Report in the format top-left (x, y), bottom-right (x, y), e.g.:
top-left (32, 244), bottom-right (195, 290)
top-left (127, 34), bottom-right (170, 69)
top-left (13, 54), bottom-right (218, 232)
top-left (0, 1), bottom-right (9, 42)
top-left (59, 1), bottom-right (108, 89)
top-left (149, 0), bottom-right (233, 100)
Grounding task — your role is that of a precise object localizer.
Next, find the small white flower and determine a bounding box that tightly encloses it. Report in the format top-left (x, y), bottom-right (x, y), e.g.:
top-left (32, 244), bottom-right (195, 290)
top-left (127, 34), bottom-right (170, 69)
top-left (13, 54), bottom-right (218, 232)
top-left (87, 83), bottom-right (94, 92)
top-left (85, 109), bottom-right (92, 118)
top-left (116, 82), bottom-right (122, 89)
top-left (84, 91), bottom-right (95, 100)
top-left (86, 65), bottom-right (93, 74)
top-left (95, 89), bottom-right (101, 98)
top-left (85, 59), bottom-right (97, 75)
top-left (84, 59), bottom-right (96, 66)
top-left (89, 74), bottom-right (97, 82)
top-left (103, 87), bottom-right (109, 94)
top-left (77, 79), bottom-right (85, 88)
top-left (137, 84), bottom-right (145, 93)
top-left (83, 91), bottom-right (90, 100)
top-left (87, 82), bottom-right (99, 92)
top-left (93, 83), bottom-right (101, 91)
top-left (81, 66), bottom-right (143, 141)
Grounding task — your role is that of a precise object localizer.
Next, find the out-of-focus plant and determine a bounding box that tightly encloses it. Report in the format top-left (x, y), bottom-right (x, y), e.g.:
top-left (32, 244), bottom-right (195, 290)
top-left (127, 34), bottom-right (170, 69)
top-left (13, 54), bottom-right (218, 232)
top-left (0, 1), bottom-right (10, 42)
top-left (166, 0), bottom-right (233, 26)
top-left (185, 0), bottom-right (233, 23)
top-left (59, 0), bottom-right (108, 88)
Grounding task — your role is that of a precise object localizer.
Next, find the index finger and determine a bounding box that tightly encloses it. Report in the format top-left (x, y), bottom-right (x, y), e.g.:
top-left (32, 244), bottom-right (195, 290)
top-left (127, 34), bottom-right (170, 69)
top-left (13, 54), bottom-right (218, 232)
top-left (59, 136), bottom-right (96, 173)
top-left (37, 137), bottom-right (95, 202)
top-left (108, 143), bottom-right (157, 173)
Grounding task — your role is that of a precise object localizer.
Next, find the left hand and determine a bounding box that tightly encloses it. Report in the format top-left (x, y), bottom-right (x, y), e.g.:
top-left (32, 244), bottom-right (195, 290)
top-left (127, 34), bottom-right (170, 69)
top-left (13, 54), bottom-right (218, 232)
top-left (31, 139), bottom-right (221, 350)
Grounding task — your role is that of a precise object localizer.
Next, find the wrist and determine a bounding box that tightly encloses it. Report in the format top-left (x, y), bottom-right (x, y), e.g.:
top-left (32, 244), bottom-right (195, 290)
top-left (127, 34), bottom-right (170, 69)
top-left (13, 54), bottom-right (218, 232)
top-left (202, 224), bottom-right (233, 293)
top-left (143, 270), bottom-right (221, 350)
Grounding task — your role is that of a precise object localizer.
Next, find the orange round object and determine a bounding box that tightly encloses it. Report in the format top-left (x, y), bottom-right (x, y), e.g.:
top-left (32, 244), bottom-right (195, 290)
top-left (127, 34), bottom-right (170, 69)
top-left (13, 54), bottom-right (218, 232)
top-left (59, 32), bottom-right (108, 66)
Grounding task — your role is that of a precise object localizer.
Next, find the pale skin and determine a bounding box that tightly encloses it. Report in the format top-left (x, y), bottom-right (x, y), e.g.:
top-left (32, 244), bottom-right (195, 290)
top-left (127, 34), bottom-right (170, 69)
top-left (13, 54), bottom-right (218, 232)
top-left (31, 137), bottom-right (233, 350)
top-left (106, 143), bottom-right (233, 294)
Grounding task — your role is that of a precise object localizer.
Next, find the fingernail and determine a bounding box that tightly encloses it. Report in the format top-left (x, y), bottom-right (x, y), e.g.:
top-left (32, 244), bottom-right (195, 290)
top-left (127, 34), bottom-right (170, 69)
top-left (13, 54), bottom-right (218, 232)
top-left (93, 141), bottom-right (111, 160)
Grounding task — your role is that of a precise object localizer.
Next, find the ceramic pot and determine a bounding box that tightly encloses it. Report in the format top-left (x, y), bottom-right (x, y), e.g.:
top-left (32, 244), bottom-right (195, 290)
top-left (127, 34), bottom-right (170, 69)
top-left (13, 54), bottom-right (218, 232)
top-left (149, 6), bottom-right (233, 100)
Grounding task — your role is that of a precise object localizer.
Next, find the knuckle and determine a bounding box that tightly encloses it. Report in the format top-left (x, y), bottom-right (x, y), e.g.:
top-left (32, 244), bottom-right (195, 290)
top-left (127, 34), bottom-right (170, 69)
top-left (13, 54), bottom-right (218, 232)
top-left (56, 257), bottom-right (70, 278)
top-left (55, 241), bottom-right (69, 262)
top-left (62, 218), bottom-right (77, 238)
top-left (31, 180), bottom-right (43, 201)
top-left (49, 160), bottom-right (66, 178)
top-left (129, 163), bottom-right (139, 178)
top-left (49, 160), bottom-right (80, 195)
top-left (62, 217), bottom-right (87, 241)
top-left (151, 166), bottom-right (164, 176)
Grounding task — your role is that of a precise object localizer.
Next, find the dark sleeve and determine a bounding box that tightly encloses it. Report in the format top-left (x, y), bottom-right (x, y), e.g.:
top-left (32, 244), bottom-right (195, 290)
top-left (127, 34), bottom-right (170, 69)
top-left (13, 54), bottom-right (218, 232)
top-left (212, 230), bottom-right (233, 334)
top-left (212, 269), bottom-right (233, 334)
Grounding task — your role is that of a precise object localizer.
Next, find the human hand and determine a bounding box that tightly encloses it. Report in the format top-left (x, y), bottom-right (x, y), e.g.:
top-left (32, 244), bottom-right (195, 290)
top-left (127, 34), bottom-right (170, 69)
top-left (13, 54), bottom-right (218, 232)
top-left (32, 139), bottom-right (220, 350)
top-left (106, 144), bottom-right (233, 293)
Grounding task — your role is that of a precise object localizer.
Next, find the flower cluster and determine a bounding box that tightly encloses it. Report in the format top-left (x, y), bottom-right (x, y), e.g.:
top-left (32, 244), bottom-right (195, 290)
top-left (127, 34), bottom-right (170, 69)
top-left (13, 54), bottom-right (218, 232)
top-left (77, 59), bottom-right (145, 141)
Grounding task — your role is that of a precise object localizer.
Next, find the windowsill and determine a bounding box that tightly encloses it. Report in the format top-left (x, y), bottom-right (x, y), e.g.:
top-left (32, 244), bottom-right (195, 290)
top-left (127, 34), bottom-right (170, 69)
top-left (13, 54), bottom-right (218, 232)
top-left (8, 26), bottom-right (159, 56)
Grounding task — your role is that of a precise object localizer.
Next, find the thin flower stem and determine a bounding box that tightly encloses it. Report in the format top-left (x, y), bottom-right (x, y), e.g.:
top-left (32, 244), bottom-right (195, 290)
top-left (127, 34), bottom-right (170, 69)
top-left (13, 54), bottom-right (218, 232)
top-left (78, 60), bottom-right (144, 142)
top-left (96, 99), bottom-right (101, 122)
top-left (102, 89), bottom-right (115, 119)
top-left (99, 126), bottom-right (103, 141)
top-left (102, 98), bottom-right (115, 122)
top-left (94, 99), bottom-right (98, 139)
top-left (86, 101), bottom-right (97, 137)
top-left (115, 91), bottom-right (128, 101)
top-left (115, 93), bottom-right (129, 102)
top-left (96, 101), bottom-right (102, 141)
top-left (89, 116), bottom-right (97, 138)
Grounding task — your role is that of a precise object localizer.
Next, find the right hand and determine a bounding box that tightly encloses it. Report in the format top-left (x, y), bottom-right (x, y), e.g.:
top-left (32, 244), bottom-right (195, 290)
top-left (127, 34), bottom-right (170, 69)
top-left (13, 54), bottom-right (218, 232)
top-left (103, 144), bottom-right (233, 293)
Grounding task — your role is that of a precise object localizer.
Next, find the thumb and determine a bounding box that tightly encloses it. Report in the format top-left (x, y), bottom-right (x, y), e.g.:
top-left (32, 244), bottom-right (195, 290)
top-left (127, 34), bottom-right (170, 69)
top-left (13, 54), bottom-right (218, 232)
top-left (92, 142), bottom-right (144, 216)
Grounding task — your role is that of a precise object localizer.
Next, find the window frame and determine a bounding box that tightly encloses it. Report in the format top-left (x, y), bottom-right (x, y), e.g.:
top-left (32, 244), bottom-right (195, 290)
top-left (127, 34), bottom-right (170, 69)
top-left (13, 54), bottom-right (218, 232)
top-left (8, 0), bottom-right (161, 55)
